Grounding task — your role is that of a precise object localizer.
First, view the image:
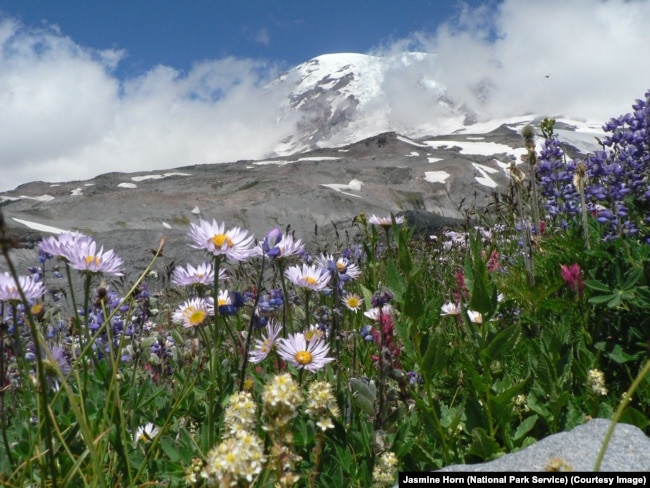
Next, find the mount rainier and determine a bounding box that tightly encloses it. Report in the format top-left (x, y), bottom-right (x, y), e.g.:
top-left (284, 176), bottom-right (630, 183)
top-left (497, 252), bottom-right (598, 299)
top-left (0, 52), bottom-right (604, 276)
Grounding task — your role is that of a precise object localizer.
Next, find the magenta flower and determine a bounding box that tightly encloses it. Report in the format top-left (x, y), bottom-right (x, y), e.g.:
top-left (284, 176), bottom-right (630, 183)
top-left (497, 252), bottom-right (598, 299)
top-left (560, 263), bottom-right (584, 298)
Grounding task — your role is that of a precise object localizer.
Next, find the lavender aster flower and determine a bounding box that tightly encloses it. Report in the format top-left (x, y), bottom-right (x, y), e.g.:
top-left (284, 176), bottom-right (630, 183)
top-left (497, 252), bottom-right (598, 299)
top-left (188, 219), bottom-right (256, 261)
top-left (171, 262), bottom-right (223, 287)
top-left (39, 231), bottom-right (94, 260)
top-left (0, 272), bottom-right (45, 301)
top-left (368, 214), bottom-right (405, 227)
top-left (261, 228), bottom-right (305, 259)
top-left (67, 241), bottom-right (123, 276)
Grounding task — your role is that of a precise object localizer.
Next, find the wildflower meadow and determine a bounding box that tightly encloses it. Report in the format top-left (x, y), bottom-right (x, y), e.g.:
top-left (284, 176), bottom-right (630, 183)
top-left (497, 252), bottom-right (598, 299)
top-left (1, 89), bottom-right (649, 487)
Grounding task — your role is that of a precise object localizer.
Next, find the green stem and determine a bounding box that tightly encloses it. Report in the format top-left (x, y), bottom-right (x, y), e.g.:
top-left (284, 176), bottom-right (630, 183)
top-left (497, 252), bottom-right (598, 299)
top-left (278, 260), bottom-right (291, 336)
top-left (2, 249), bottom-right (59, 487)
top-left (208, 254), bottom-right (224, 448)
top-left (374, 308), bottom-right (385, 431)
top-left (303, 289), bottom-right (311, 333)
top-left (594, 358), bottom-right (650, 471)
top-left (239, 255), bottom-right (265, 391)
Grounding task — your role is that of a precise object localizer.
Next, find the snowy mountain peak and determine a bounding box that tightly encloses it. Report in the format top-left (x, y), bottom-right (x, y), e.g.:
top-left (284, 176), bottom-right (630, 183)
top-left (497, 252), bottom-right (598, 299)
top-left (273, 52), bottom-right (467, 156)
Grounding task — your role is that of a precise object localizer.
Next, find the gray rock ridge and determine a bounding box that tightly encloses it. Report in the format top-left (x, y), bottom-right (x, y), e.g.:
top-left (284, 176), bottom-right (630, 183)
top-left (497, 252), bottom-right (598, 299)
top-left (438, 419), bottom-right (650, 472)
top-left (0, 128), bottom-right (523, 277)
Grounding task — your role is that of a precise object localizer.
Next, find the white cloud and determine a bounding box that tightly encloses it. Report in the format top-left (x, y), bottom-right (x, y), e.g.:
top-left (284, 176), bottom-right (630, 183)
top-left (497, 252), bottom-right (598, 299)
top-left (406, 0), bottom-right (650, 123)
top-left (1, 0), bottom-right (649, 192)
top-left (0, 18), bottom-right (296, 191)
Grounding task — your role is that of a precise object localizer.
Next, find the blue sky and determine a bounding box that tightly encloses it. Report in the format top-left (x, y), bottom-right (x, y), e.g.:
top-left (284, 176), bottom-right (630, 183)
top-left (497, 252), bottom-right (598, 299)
top-left (0, 1), bottom-right (485, 77)
top-left (1, 0), bottom-right (649, 192)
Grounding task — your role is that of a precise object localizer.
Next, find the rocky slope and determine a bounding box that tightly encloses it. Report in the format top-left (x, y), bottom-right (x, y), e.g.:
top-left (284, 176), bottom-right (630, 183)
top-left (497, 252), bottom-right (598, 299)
top-left (0, 117), bottom-right (600, 280)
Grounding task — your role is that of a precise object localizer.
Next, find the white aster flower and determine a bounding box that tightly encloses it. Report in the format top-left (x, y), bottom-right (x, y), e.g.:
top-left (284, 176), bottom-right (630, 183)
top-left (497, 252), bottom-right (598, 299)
top-left (440, 302), bottom-right (462, 316)
top-left (172, 297), bottom-right (214, 328)
top-left (133, 422), bottom-right (159, 447)
top-left (249, 320), bottom-right (282, 364)
top-left (466, 310), bottom-right (483, 324)
top-left (188, 219), bottom-right (256, 261)
top-left (285, 263), bottom-right (331, 291)
top-left (277, 332), bottom-right (334, 372)
top-left (363, 304), bottom-right (393, 321)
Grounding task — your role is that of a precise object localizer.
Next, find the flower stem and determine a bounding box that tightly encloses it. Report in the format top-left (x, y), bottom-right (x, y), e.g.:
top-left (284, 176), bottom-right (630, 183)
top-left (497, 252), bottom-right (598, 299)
top-left (239, 255), bottom-right (265, 391)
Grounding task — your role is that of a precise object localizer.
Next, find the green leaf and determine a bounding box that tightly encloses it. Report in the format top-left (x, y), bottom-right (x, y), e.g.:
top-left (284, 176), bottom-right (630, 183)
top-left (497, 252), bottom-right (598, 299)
top-left (403, 273), bottom-right (424, 320)
top-left (160, 437), bottom-right (181, 462)
top-left (607, 293), bottom-right (622, 309)
top-left (384, 260), bottom-right (405, 302)
top-left (594, 342), bottom-right (640, 364)
top-left (482, 325), bottom-right (521, 364)
top-left (584, 279), bottom-right (612, 292)
top-left (513, 415), bottom-right (538, 442)
top-left (421, 332), bottom-right (447, 383)
top-left (349, 378), bottom-right (376, 402)
top-left (622, 267), bottom-right (644, 290)
top-left (468, 428), bottom-right (502, 460)
top-left (588, 293), bottom-right (619, 305)
top-left (619, 407), bottom-right (650, 430)
top-left (397, 226), bottom-right (414, 275)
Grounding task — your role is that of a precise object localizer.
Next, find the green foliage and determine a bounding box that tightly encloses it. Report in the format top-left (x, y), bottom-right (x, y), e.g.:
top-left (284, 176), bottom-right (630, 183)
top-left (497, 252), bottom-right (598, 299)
top-left (1, 129), bottom-right (650, 486)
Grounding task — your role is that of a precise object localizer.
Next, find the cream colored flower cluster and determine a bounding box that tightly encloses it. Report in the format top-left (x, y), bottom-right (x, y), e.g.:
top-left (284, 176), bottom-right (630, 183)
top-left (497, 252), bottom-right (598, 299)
top-left (222, 391), bottom-right (258, 437)
top-left (587, 369), bottom-right (608, 396)
top-left (305, 381), bottom-right (340, 431)
top-left (372, 451), bottom-right (399, 487)
top-left (201, 391), bottom-right (265, 486)
top-left (262, 373), bottom-right (305, 428)
top-left (201, 431), bottom-right (266, 487)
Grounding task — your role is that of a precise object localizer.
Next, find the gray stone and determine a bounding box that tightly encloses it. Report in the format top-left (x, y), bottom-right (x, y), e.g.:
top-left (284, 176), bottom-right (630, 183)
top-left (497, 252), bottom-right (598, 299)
top-left (0, 129), bottom-right (522, 279)
top-left (439, 419), bottom-right (650, 472)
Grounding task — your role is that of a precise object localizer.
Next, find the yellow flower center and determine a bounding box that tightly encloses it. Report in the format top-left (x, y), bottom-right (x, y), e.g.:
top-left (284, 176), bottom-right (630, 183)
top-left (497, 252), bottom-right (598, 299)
top-left (346, 297), bottom-right (361, 308)
top-left (31, 303), bottom-right (44, 315)
top-left (211, 233), bottom-right (233, 248)
top-left (336, 262), bottom-right (346, 271)
top-left (305, 276), bottom-right (318, 286)
top-left (189, 309), bottom-right (207, 325)
top-left (85, 255), bottom-right (101, 267)
top-left (295, 350), bottom-right (312, 365)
